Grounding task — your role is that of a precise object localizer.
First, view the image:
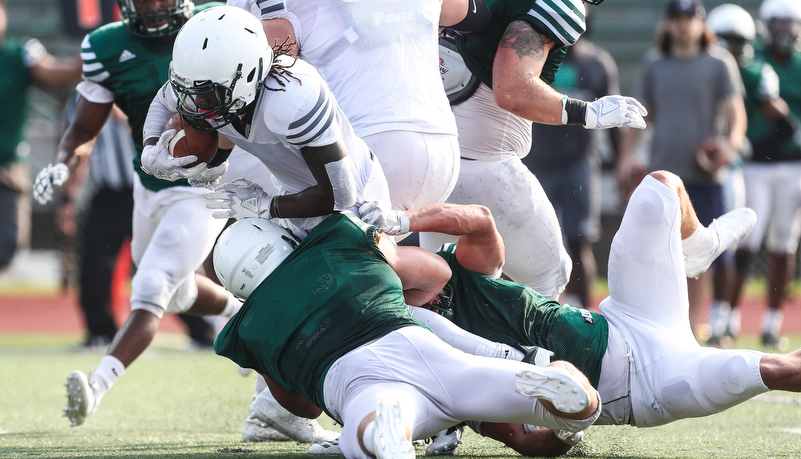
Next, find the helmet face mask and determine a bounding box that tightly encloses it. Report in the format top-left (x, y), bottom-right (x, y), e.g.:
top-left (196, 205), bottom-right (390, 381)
top-left (759, 0), bottom-right (801, 54)
top-left (171, 63), bottom-right (251, 131)
top-left (117, 0), bottom-right (194, 38)
top-left (766, 17), bottom-right (800, 54)
top-left (583, 0), bottom-right (604, 5)
top-left (717, 34), bottom-right (754, 64)
top-left (168, 6), bottom-right (273, 132)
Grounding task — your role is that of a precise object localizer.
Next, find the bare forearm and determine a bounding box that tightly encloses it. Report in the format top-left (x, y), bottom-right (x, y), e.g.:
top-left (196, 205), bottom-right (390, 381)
top-left (406, 203), bottom-right (494, 236)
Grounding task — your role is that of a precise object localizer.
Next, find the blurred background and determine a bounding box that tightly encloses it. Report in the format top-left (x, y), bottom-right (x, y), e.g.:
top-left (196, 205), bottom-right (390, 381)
top-left (0, 0), bottom-right (781, 293)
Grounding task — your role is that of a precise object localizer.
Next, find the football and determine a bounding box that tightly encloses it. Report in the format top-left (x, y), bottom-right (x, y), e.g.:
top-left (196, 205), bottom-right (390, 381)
top-left (693, 137), bottom-right (730, 176)
top-left (165, 113), bottom-right (219, 167)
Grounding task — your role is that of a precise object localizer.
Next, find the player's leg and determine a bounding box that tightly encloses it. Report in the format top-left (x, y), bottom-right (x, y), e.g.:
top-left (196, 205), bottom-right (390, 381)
top-left (646, 346), bottom-right (767, 424)
top-left (759, 349), bottom-right (801, 391)
top-left (77, 187), bottom-right (133, 346)
top-left (248, 375), bottom-right (340, 443)
top-left (558, 156), bottom-right (600, 309)
top-left (0, 177), bottom-right (26, 272)
top-left (362, 131), bottom-right (459, 212)
top-left (725, 163), bottom-right (771, 343)
top-left (420, 157), bottom-right (571, 299)
top-left (760, 162), bottom-right (801, 347)
top-left (63, 184), bottom-right (233, 426)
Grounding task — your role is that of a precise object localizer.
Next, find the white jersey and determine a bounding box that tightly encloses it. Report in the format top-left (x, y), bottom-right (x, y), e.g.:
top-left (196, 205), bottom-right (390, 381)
top-left (453, 83), bottom-right (533, 160)
top-left (152, 56), bottom-right (390, 234)
top-left (257, 0), bottom-right (457, 138)
top-left (156, 56), bottom-right (375, 194)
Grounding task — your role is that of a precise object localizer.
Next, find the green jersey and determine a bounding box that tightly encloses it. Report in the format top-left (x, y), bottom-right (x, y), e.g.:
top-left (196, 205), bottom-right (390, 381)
top-left (80, 3), bottom-right (219, 191)
top-left (456, 0), bottom-right (586, 88)
top-left (748, 45), bottom-right (801, 162)
top-left (437, 245), bottom-right (607, 388)
top-left (0, 38), bottom-right (38, 166)
top-left (214, 213), bottom-right (425, 413)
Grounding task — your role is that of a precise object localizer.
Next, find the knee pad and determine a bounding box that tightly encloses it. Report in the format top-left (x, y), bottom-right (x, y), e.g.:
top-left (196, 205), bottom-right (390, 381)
top-left (131, 269), bottom-right (197, 316)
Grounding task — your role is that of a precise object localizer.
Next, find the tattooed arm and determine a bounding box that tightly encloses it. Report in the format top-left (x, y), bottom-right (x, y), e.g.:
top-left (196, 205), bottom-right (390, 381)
top-left (491, 20), bottom-right (564, 124)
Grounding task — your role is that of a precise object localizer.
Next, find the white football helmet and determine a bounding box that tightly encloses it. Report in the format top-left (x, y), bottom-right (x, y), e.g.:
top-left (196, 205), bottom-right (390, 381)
top-left (169, 6), bottom-right (274, 131)
top-left (213, 218), bottom-right (299, 300)
top-left (708, 4), bottom-right (756, 41)
top-left (708, 4), bottom-right (756, 64)
top-left (759, 0), bottom-right (801, 53)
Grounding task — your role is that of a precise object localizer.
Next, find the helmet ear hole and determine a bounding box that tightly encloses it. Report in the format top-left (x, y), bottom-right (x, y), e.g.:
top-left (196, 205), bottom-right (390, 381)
top-left (247, 68), bottom-right (257, 83)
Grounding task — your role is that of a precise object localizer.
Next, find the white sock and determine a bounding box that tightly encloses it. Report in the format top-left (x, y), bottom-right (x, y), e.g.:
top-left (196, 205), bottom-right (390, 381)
top-left (761, 309), bottom-right (784, 336)
top-left (682, 225), bottom-right (717, 260)
top-left (221, 293), bottom-right (243, 318)
top-left (708, 300), bottom-right (731, 336)
top-left (363, 422), bottom-right (376, 455)
top-left (255, 373), bottom-right (268, 395)
top-left (90, 355), bottom-right (126, 401)
top-left (727, 308), bottom-right (741, 336)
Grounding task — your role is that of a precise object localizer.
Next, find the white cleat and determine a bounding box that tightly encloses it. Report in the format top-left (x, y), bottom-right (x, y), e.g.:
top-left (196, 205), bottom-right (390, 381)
top-left (249, 390), bottom-right (339, 443)
top-left (685, 208), bottom-right (757, 278)
top-left (308, 439), bottom-right (344, 456)
top-left (515, 367), bottom-right (590, 414)
top-left (372, 401), bottom-right (415, 459)
top-left (242, 416), bottom-right (292, 442)
top-left (62, 370), bottom-right (98, 427)
top-left (425, 425), bottom-right (463, 456)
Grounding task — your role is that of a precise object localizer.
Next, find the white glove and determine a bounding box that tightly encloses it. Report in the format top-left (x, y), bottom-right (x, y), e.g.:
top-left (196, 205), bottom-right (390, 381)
top-left (585, 95), bottom-right (647, 130)
top-left (554, 429), bottom-right (584, 446)
top-left (33, 163), bottom-right (70, 205)
top-left (188, 160), bottom-right (229, 190)
top-left (140, 129), bottom-right (206, 181)
top-left (205, 178), bottom-right (273, 219)
top-left (358, 201), bottom-right (410, 235)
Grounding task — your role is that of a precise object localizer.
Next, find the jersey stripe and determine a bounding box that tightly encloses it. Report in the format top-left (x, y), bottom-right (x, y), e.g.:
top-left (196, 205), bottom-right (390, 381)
top-left (256, 0), bottom-right (285, 15)
top-left (80, 35), bottom-right (110, 82)
top-left (286, 84), bottom-right (335, 147)
top-left (528, 0), bottom-right (585, 47)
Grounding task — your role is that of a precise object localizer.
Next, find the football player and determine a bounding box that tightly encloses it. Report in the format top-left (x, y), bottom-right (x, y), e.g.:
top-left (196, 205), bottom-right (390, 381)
top-left (209, 211), bottom-right (602, 459)
top-left (254, 0), bottom-right (489, 218)
top-left (424, 0), bottom-right (647, 303)
top-left (718, 0), bottom-right (801, 349)
top-left (31, 0), bottom-right (337, 442)
top-left (221, 0), bottom-right (490, 446)
top-left (141, 6), bottom-right (392, 240)
top-left (362, 171), bottom-right (801, 456)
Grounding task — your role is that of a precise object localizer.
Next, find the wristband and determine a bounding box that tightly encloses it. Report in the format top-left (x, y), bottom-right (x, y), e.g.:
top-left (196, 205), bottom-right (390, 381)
top-left (561, 97), bottom-right (588, 126)
top-left (208, 147), bottom-right (233, 168)
top-left (271, 195), bottom-right (283, 219)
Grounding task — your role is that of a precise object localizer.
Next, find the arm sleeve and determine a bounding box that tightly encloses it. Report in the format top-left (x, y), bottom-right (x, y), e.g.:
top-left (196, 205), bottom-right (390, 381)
top-left (142, 83), bottom-right (178, 140)
top-left (265, 76), bottom-right (341, 149)
top-left (756, 63), bottom-right (781, 102)
top-left (257, 0), bottom-right (302, 37)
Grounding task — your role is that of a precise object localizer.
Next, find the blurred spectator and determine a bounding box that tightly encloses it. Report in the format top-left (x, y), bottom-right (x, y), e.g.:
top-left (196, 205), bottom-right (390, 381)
top-left (0, 0), bottom-right (81, 273)
top-left (523, 35), bottom-right (622, 310)
top-left (710, 0), bottom-right (801, 349)
top-left (618, 0), bottom-right (747, 335)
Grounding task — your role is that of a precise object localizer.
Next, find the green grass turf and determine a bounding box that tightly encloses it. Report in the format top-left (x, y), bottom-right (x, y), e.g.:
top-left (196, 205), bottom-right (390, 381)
top-left (1, 333), bottom-right (800, 458)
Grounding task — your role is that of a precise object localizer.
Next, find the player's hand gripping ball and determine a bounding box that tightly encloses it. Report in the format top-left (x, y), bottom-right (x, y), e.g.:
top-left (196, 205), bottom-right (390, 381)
top-left (166, 113), bottom-right (219, 167)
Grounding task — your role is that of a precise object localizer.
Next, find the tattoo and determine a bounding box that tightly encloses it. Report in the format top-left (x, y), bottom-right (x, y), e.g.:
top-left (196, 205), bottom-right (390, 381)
top-left (499, 21), bottom-right (552, 62)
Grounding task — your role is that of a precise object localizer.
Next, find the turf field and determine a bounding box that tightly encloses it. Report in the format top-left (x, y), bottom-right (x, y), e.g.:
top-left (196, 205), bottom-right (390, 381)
top-left (1, 332), bottom-right (800, 459)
